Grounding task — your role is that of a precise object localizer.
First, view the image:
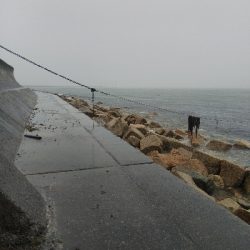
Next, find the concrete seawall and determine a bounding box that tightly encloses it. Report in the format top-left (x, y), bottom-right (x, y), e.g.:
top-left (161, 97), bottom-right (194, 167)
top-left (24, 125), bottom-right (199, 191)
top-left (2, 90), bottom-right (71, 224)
top-left (0, 59), bottom-right (46, 248)
top-left (0, 58), bottom-right (19, 90)
top-left (1, 58), bottom-right (250, 249)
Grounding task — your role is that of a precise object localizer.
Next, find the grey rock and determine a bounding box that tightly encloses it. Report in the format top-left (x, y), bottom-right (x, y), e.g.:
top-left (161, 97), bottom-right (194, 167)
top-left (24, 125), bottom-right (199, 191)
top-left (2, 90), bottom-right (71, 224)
top-left (237, 198), bottom-right (250, 210)
top-left (206, 140), bottom-right (232, 152)
top-left (140, 135), bottom-right (163, 154)
top-left (172, 166), bottom-right (209, 192)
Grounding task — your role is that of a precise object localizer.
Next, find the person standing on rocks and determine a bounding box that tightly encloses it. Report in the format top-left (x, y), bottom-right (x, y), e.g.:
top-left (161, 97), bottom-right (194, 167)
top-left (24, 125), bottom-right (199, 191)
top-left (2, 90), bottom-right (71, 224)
top-left (188, 115), bottom-right (200, 138)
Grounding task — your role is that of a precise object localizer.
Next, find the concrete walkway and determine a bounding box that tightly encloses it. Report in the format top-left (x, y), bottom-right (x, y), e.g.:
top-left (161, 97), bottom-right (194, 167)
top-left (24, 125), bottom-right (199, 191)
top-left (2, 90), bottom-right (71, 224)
top-left (15, 92), bottom-right (250, 250)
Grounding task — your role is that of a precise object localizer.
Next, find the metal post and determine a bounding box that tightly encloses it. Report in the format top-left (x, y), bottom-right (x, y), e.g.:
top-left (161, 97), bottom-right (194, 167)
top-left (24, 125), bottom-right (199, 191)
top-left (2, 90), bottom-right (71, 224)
top-left (91, 88), bottom-right (96, 117)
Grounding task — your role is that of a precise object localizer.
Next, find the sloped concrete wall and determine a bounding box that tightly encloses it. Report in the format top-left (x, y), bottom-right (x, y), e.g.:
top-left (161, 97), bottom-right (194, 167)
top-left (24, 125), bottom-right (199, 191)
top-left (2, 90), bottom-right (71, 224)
top-left (0, 59), bottom-right (46, 248)
top-left (0, 59), bottom-right (19, 91)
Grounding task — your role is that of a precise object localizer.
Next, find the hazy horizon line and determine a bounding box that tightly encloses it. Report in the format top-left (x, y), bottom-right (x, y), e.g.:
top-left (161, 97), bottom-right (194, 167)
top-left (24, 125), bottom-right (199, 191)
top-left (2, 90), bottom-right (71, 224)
top-left (24, 84), bottom-right (250, 90)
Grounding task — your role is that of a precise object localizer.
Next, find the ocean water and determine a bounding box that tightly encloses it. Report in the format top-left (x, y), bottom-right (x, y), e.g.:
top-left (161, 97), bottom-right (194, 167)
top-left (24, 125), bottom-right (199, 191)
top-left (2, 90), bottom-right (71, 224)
top-left (31, 86), bottom-right (250, 166)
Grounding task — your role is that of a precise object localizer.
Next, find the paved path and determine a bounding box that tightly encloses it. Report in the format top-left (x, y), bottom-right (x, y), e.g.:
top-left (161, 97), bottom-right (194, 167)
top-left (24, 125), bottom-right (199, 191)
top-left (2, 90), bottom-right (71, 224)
top-left (15, 92), bottom-right (250, 250)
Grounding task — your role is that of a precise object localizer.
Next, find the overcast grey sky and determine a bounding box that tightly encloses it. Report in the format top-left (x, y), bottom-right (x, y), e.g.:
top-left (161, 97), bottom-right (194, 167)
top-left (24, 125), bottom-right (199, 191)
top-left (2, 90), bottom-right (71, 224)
top-left (0, 0), bottom-right (249, 88)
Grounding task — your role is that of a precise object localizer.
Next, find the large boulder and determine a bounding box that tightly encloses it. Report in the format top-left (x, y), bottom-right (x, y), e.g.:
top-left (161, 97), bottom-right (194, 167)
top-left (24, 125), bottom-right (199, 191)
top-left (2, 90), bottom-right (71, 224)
top-left (172, 170), bottom-right (197, 188)
top-left (163, 129), bottom-right (185, 140)
top-left (148, 121), bottom-right (162, 128)
top-left (172, 170), bottom-right (215, 201)
top-left (71, 98), bottom-right (89, 108)
top-left (158, 136), bottom-right (192, 152)
top-left (172, 167), bottom-right (209, 191)
top-left (217, 198), bottom-right (240, 213)
top-left (147, 150), bottom-right (167, 167)
top-left (121, 112), bottom-right (130, 120)
top-left (95, 112), bottom-right (112, 124)
top-left (152, 127), bottom-right (166, 135)
top-left (79, 106), bottom-right (94, 117)
top-left (125, 114), bottom-right (147, 125)
top-left (123, 126), bottom-right (145, 140)
top-left (175, 147), bottom-right (193, 161)
top-left (106, 117), bottom-right (118, 129)
top-left (140, 135), bottom-right (163, 154)
top-left (206, 140), bottom-right (232, 152)
top-left (208, 174), bottom-right (224, 189)
top-left (157, 147), bottom-right (192, 170)
top-left (94, 104), bottom-right (109, 113)
top-left (243, 170), bottom-right (250, 194)
top-left (129, 124), bottom-right (148, 135)
top-left (234, 208), bottom-right (250, 224)
top-left (126, 135), bottom-right (140, 148)
top-left (175, 129), bottom-right (187, 137)
top-left (236, 198), bottom-right (250, 209)
top-left (191, 135), bottom-right (205, 147)
top-left (191, 137), bottom-right (200, 147)
top-left (206, 175), bottom-right (224, 195)
top-left (164, 129), bottom-right (175, 138)
top-left (212, 189), bottom-right (234, 202)
top-left (153, 148), bottom-right (209, 177)
top-left (124, 114), bottom-right (136, 125)
top-left (149, 153), bottom-right (172, 170)
top-left (219, 160), bottom-right (245, 187)
top-left (174, 129), bottom-right (187, 140)
top-left (108, 109), bottom-right (122, 118)
top-left (192, 150), bottom-right (221, 175)
top-left (174, 134), bottom-right (185, 140)
top-left (134, 116), bottom-right (147, 125)
top-left (233, 140), bottom-right (250, 150)
top-left (185, 159), bottom-right (208, 176)
top-left (171, 158), bottom-right (208, 177)
top-left (106, 117), bottom-right (128, 137)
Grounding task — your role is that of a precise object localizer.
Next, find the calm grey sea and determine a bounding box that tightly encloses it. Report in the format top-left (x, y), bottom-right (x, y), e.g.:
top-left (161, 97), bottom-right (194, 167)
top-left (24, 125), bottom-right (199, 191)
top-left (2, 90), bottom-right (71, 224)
top-left (31, 86), bottom-right (250, 166)
top-left (32, 86), bottom-right (250, 139)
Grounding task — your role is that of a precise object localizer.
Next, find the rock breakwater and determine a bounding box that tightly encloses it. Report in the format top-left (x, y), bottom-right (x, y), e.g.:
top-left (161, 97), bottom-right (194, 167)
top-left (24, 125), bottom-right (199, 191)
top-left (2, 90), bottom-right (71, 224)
top-left (60, 95), bottom-right (250, 225)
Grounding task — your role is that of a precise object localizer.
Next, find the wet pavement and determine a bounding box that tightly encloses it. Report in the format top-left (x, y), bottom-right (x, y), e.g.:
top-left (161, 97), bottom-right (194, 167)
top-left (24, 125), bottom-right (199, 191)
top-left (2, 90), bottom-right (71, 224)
top-left (15, 92), bottom-right (250, 250)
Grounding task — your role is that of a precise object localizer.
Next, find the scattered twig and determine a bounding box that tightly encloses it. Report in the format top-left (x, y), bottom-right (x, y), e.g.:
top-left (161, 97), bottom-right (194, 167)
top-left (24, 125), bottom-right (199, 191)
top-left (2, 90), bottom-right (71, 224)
top-left (24, 134), bottom-right (42, 140)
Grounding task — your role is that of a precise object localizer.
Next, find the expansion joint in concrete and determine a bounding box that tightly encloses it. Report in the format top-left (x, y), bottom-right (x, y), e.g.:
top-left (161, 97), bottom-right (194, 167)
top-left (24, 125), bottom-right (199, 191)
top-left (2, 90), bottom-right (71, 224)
top-left (25, 165), bottom-right (115, 176)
